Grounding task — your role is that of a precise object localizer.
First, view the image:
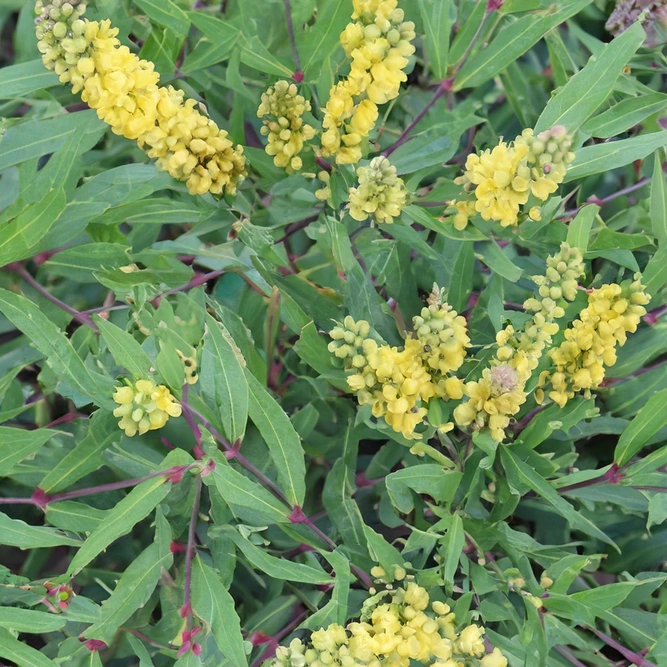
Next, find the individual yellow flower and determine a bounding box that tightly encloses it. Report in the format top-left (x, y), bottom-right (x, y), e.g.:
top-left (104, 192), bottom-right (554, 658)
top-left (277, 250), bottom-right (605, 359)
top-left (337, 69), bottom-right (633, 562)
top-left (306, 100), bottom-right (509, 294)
top-left (454, 624), bottom-right (485, 656)
top-left (481, 648), bottom-right (509, 667)
top-left (257, 80), bottom-right (317, 172)
top-left (35, 1), bottom-right (246, 196)
top-left (113, 379), bottom-right (182, 437)
top-left (348, 156), bottom-right (408, 224)
top-left (450, 200), bottom-right (477, 231)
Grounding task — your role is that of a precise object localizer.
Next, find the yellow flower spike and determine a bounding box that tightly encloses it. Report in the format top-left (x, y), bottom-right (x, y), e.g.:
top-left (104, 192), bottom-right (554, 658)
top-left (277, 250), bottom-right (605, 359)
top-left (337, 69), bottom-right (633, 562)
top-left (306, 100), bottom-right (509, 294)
top-left (35, 1), bottom-right (246, 196)
top-left (112, 379), bottom-right (181, 437)
top-left (257, 80), bottom-right (317, 173)
top-left (349, 156), bottom-right (408, 224)
top-left (320, 0), bottom-right (414, 164)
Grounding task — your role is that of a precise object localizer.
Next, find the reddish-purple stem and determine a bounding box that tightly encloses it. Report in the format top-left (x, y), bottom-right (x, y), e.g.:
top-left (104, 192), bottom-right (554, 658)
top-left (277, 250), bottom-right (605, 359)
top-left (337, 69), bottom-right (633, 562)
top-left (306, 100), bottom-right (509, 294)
top-left (183, 475), bottom-right (203, 632)
top-left (591, 628), bottom-right (657, 667)
top-left (554, 645), bottom-right (588, 667)
top-left (283, 0), bottom-right (302, 76)
top-left (559, 177), bottom-right (650, 219)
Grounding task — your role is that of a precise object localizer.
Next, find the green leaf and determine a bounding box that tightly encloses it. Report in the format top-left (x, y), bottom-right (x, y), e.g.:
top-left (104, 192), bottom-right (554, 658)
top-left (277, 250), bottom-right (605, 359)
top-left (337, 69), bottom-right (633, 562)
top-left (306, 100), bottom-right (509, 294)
top-left (0, 59), bottom-right (58, 98)
top-left (535, 22), bottom-right (645, 133)
top-left (299, 0), bottom-right (351, 79)
top-left (223, 528), bottom-right (332, 584)
top-left (205, 450), bottom-right (290, 524)
top-left (66, 464), bottom-right (176, 575)
top-left (642, 246), bottom-right (667, 297)
top-left (0, 511), bottom-right (81, 549)
top-left (500, 447), bottom-right (616, 547)
top-left (0, 188), bottom-right (67, 265)
top-left (45, 501), bottom-right (108, 533)
top-left (0, 289), bottom-right (115, 409)
top-left (582, 93), bottom-right (667, 139)
top-left (301, 549), bottom-right (351, 629)
top-left (565, 132), bottom-right (667, 182)
top-left (39, 411), bottom-right (119, 493)
top-left (0, 427), bottom-right (56, 476)
top-left (453, 0), bottom-right (591, 90)
top-left (246, 371), bottom-right (306, 507)
top-left (0, 607), bottom-right (67, 633)
top-left (614, 389), bottom-right (667, 466)
top-left (133, 0), bottom-right (190, 36)
top-left (442, 513), bottom-right (465, 584)
top-left (200, 315), bottom-right (249, 443)
top-left (405, 205), bottom-right (488, 241)
top-left (417, 0), bottom-right (455, 80)
top-left (0, 627), bottom-right (58, 667)
top-left (95, 318), bottom-right (153, 378)
top-left (479, 241), bottom-right (523, 282)
top-left (191, 557), bottom-right (248, 667)
top-left (566, 204), bottom-right (599, 252)
top-left (43, 243), bottom-right (130, 283)
top-left (84, 539), bottom-right (173, 643)
top-left (0, 111), bottom-right (104, 172)
top-left (650, 151), bottom-right (667, 246)
top-left (386, 465), bottom-right (462, 513)
top-left (589, 228), bottom-right (654, 251)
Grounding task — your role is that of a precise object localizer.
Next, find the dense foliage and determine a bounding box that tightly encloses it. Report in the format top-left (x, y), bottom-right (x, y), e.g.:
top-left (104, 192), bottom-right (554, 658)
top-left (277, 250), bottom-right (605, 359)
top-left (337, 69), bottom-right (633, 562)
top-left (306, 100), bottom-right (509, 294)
top-left (0, 0), bottom-right (666, 666)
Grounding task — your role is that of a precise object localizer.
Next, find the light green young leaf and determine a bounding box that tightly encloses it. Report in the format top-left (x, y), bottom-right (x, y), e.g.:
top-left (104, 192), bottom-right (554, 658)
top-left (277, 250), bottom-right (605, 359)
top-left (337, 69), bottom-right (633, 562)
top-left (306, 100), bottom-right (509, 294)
top-left (650, 151), bottom-right (667, 246)
top-left (565, 132), bottom-right (667, 181)
top-left (535, 21), bottom-right (645, 133)
top-left (200, 315), bottom-right (249, 443)
top-left (614, 389), bottom-right (667, 466)
top-left (0, 188), bottom-right (67, 266)
top-left (566, 204), bottom-right (599, 252)
top-left (582, 93), bottom-right (667, 139)
top-left (246, 371), bottom-right (305, 507)
top-left (95, 318), bottom-right (153, 378)
top-left (500, 448), bottom-right (617, 548)
top-left (454, 0), bottom-right (591, 90)
top-left (0, 511), bottom-right (81, 549)
top-left (191, 557), bottom-right (247, 667)
top-left (0, 427), bottom-right (56, 477)
top-left (0, 627), bottom-right (58, 667)
top-left (0, 289), bottom-right (116, 409)
top-left (39, 411), bottom-right (119, 493)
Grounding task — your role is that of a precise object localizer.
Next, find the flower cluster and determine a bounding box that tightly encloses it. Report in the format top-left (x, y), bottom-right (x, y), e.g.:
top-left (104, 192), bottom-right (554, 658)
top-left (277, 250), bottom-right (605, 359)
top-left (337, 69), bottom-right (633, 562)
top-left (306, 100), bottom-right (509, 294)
top-left (329, 288), bottom-right (468, 439)
top-left (538, 274), bottom-right (650, 407)
top-left (271, 573), bottom-right (507, 667)
top-left (113, 379), bottom-right (182, 437)
top-left (453, 126), bottom-right (575, 228)
top-left (35, 1), bottom-right (246, 196)
top-left (257, 80), bottom-right (317, 172)
top-left (454, 243), bottom-right (585, 442)
top-left (321, 0), bottom-right (415, 164)
top-left (348, 156), bottom-right (409, 224)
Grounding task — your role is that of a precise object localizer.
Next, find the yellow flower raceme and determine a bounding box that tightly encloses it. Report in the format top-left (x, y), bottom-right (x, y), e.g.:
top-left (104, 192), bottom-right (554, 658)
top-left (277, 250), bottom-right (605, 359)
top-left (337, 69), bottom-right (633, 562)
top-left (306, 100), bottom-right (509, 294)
top-left (35, 1), bottom-right (246, 196)
top-left (113, 379), bottom-right (182, 437)
top-left (538, 274), bottom-right (650, 407)
top-left (257, 80), bottom-right (317, 172)
top-left (454, 243), bottom-right (585, 442)
top-left (321, 0), bottom-right (415, 164)
top-left (270, 577), bottom-right (506, 667)
top-left (348, 156), bottom-right (408, 224)
top-left (453, 126), bottom-right (575, 228)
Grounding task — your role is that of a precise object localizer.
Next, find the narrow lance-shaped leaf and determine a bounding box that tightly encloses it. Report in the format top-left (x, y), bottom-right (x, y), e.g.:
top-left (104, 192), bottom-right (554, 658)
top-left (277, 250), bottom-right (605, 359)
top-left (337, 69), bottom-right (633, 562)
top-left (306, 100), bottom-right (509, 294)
top-left (200, 314), bottom-right (249, 443)
top-left (246, 370), bottom-right (305, 507)
top-left (0, 427), bottom-right (57, 477)
top-left (0, 608), bottom-right (67, 634)
top-left (0, 627), bottom-right (59, 667)
top-left (0, 511), bottom-right (81, 549)
top-left (650, 151), bottom-right (667, 246)
top-left (614, 389), bottom-right (667, 466)
top-left (535, 21), bottom-right (645, 133)
top-left (191, 557), bottom-right (248, 667)
top-left (95, 317), bottom-right (153, 378)
top-left (566, 204), bottom-right (599, 253)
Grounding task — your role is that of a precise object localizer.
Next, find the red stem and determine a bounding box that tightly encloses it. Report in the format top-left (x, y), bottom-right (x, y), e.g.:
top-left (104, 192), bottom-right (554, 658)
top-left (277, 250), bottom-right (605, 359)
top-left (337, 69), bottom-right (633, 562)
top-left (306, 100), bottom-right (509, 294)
top-left (591, 628), bottom-right (657, 667)
top-left (559, 177), bottom-right (650, 219)
top-left (183, 475), bottom-right (203, 631)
